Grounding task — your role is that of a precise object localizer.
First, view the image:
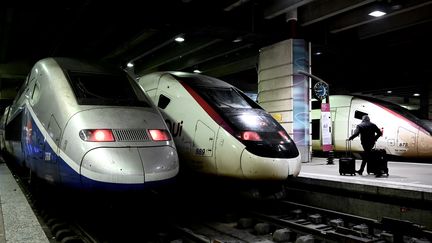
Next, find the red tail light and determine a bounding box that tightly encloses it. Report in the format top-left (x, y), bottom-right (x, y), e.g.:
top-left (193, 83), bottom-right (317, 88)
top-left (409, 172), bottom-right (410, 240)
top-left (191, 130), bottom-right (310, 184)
top-left (80, 129), bottom-right (115, 142)
top-left (149, 129), bottom-right (171, 141)
top-left (239, 131), bottom-right (262, 141)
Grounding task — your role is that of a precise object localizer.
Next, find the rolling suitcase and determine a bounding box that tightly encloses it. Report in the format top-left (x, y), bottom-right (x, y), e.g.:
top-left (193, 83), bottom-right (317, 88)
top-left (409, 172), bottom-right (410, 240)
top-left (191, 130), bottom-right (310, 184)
top-left (367, 148), bottom-right (389, 176)
top-left (339, 140), bottom-right (356, 176)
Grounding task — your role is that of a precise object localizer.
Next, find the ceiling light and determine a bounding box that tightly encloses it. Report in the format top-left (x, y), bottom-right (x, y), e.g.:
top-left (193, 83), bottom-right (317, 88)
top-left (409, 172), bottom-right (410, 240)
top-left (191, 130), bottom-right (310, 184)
top-left (314, 51), bottom-right (322, 56)
top-left (193, 69), bottom-right (201, 73)
top-left (368, 10), bottom-right (386, 17)
top-left (233, 37), bottom-right (242, 43)
top-left (387, 90), bottom-right (392, 94)
top-left (175, 36), bottom-right (185, 42)
top-left (413, 93), bottom-right (420, 97)
top-left (126, 62), bottom-right (134, 68)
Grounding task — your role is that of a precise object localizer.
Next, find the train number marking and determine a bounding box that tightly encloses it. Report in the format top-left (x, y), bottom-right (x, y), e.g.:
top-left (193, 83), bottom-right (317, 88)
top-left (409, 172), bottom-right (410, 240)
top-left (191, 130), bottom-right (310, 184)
top-left (195, 148), bottom-right (205, 156)
top-left (398, 142), bottom-right (408, 147)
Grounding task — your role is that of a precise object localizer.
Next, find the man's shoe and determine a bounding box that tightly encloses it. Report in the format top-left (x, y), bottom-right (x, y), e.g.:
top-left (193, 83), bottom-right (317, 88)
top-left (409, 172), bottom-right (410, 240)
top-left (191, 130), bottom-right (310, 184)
top-left (356, 170), bottom-right (363, 175)
top-left (375, 174), bottom-right (382, 178)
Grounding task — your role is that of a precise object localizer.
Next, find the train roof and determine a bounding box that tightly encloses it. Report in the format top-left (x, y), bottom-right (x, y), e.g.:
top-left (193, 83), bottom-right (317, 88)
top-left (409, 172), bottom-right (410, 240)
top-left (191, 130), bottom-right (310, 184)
top-left (48, 57), bottom-right (124, 75)
top-left (156, 71), bottom-right (234, 89)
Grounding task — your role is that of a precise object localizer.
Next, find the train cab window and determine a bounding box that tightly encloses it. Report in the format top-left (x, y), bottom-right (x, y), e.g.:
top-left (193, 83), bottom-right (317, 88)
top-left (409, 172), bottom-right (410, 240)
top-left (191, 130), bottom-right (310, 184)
top-left (30, 82), bottom-right (41, 106)
top-left (158, 94), bottom-right (170, 109)
top-left (67, 72), bottom-right (150, 107)
top-left (354, 110), bottom-right (368, 120)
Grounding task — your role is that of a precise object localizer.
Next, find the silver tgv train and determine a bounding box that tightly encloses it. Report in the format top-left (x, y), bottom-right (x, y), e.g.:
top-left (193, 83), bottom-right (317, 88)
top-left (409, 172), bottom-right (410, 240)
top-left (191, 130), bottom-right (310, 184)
top-left (312, 95), bottom-right (432, 159)
top-left (137, 71), bottom-right (301, 180)
top-left (0, 58), bottom-right (179, 191)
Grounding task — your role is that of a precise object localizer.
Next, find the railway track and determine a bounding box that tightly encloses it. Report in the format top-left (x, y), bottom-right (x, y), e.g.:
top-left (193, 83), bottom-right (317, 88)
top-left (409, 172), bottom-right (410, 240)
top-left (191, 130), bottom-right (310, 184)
top-left (168, 199), bottom-right (432, 242)
top-left (9, 162), bottom-right (432, 243)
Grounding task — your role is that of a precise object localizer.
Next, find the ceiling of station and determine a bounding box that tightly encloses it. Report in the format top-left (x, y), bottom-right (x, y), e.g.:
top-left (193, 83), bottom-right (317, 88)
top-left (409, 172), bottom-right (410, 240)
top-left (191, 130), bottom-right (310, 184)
top-left (0, 0), bottom-right (431, 112)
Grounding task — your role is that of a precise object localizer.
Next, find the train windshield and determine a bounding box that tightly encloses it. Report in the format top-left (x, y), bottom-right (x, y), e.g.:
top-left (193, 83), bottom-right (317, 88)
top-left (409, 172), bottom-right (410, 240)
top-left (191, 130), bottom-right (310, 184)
top-left (196, 86), bottom-right (299, 158)
top-left (67, 72), bottom-right (150, 106)
top-left (199, 88), bottom-right (255, 109)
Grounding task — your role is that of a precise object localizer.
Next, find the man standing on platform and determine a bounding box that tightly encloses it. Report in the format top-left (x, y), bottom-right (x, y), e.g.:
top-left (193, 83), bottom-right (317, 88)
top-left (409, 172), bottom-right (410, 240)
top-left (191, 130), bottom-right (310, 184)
top-left (347, 115), bottom-right (382, 176)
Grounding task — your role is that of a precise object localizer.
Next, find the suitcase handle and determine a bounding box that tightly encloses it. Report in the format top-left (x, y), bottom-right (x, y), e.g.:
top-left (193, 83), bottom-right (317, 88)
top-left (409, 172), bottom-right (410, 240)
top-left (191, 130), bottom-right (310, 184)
top-left (345, 140), bottom-right (352, 157)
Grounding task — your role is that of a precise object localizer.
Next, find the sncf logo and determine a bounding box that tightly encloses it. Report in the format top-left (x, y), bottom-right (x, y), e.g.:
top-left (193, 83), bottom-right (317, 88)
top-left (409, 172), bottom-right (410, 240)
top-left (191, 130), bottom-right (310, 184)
top-left (165, 119), bottom-right (183, 137)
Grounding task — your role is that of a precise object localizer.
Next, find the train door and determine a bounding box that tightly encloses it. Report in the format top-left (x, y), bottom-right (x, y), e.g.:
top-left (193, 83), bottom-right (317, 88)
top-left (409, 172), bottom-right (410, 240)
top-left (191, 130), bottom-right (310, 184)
top-left (192, 120), bottom-right (216, 173)
top-left (396, 127), bottom-right (417, 157)
top-left (332, 107), bottom-right (349, 151)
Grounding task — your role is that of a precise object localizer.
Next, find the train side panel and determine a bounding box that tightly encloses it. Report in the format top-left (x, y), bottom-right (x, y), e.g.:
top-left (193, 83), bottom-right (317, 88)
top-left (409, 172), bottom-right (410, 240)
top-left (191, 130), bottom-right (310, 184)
top-left (312, 95), bottom-right (432, 159)
top-left (312, 95), bottom-right (352, 152)
top-left (418, 131), bottom-right (432, 157)
top-left (140, 74), bottom-right (220, 175)
top-left (349, 97), bottom-right (418, 157)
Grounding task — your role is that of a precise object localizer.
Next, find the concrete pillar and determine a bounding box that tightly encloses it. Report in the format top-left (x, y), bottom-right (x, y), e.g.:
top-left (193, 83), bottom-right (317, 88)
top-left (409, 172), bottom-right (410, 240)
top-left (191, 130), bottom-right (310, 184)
top-left (258, 39), bottom-right (311, 162)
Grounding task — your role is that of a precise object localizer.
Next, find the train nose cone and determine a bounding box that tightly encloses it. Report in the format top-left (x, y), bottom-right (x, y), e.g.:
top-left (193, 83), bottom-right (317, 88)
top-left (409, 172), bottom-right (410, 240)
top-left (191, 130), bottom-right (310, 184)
top-left (240, 149), bottom-right (291, 180)
top-left (80, 146), bottom-right (178, 187)
top-left (137, 146), bottom-right (179, 182)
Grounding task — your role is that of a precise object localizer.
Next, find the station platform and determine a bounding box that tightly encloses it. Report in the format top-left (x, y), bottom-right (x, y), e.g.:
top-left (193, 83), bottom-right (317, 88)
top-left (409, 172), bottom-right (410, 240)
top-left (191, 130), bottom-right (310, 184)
top-left (297, 157), bottom-right (432, 197)
top-left (289, 157), bottom-right (432, 230)
top-left (0, 161), bottom-right (49, 243)
top-left (0, 157), bottom-right (431, 242)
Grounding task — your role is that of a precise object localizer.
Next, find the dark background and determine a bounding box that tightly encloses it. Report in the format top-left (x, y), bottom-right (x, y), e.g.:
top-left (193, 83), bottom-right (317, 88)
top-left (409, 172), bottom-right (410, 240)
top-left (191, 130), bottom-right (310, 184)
top-left (0, 0), bottom-right (431, 117)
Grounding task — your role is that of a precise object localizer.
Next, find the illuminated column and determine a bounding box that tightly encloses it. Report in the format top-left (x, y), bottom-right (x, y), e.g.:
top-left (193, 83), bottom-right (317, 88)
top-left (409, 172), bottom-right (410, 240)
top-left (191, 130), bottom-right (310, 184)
top-left (258, 39), bottom-right (311, 162)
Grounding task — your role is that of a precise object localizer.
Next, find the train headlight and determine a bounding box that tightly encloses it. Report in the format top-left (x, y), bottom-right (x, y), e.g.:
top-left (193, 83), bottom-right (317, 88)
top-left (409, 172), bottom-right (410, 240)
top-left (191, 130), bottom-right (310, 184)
top-left (79, 129), bottom-right (115, 142)
top-left (238, 131), bottom-right (262, 141)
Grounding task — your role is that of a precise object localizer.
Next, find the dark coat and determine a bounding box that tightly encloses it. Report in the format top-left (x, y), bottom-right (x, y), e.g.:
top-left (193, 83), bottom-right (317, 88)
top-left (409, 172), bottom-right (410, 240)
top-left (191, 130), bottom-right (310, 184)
top-left (349, 120), bottom-right (382, 150)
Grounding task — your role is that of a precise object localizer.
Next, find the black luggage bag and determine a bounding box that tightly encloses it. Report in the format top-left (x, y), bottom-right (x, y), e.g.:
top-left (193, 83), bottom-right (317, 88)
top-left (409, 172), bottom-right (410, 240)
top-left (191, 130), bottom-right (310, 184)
top-left (339, 140), bottom-right (356, 176)
top-left (367, 148), bottom-right (389, 175)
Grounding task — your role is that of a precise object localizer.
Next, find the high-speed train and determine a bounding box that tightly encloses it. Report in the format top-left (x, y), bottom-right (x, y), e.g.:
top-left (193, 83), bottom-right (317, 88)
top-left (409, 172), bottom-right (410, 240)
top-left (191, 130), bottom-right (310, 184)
top-left (137, 71), bottom-right (301, 180)
top-left (312, 95), bottom-right (432, 160)
top-left (0, 58), bottom-right (179, 191)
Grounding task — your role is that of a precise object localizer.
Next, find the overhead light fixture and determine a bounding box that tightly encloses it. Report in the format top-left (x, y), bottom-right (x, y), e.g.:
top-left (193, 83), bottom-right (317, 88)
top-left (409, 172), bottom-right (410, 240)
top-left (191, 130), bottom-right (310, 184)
top-left (233, 37), bottom-right (242, 43)
top-left (368, 10), bottom-right (386, 17)
top-left (174, 36), bottom-right (185, 42)
top-left (126, 62), bottom-right (134, 68)
top-left (314, 51), bottom-right (322, 56)
top-left (413, 93), bottom-right (420, 97)
top-left (193, 69), bottom-right (201, 73)
top-left (387, 90), bottom-right (392, 94)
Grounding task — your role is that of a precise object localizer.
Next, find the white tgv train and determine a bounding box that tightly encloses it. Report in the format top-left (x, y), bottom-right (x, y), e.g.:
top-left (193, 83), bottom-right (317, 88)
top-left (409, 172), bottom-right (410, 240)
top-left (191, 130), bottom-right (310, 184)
top-left (137, 71), bottom-right (302, 180)
top-left (0, 58), bottom-right (179, 191)
top-left (312, 95), bottom-right (432, 159)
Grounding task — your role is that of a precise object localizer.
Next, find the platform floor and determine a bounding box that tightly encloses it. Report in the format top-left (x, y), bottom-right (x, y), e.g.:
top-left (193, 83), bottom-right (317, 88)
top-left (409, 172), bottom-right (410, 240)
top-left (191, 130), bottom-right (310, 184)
top-left (299, 157), bottom-right (432, 193)
top-left (1, 157), bottom-right (431, 242)
top-left (0, 162), bottom-right (49, 243)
